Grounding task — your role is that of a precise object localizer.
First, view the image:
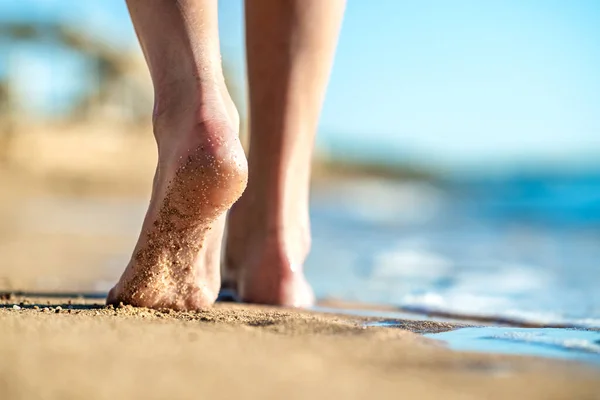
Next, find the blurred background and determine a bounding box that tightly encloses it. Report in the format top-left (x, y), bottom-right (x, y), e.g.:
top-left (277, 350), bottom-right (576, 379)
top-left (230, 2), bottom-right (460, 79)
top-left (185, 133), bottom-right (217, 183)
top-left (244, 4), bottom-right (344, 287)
top-left (0, 0), bottom-right (599, 326)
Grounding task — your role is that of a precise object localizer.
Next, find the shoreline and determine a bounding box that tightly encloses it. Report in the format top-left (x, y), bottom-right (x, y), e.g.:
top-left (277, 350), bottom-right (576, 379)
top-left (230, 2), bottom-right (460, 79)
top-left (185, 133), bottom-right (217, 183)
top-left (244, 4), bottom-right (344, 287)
top-left (5, 289), bottom-right (597, 331)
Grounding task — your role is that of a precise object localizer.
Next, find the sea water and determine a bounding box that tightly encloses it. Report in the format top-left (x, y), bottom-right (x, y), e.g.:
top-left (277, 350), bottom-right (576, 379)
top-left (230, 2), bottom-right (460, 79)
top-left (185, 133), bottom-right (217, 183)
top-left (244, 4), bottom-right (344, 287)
top-left (305, 176), bottom-right (600, 363)
top-left (307, 175), bottom-right (600, 329)
top-left (424, 327), bottom-right (600, 365)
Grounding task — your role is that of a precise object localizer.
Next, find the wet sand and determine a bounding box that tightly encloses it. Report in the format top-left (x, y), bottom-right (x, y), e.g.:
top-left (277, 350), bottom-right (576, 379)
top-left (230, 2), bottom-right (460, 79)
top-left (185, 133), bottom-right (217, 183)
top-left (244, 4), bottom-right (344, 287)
top-left (1, 294), bottom-right (599, 400)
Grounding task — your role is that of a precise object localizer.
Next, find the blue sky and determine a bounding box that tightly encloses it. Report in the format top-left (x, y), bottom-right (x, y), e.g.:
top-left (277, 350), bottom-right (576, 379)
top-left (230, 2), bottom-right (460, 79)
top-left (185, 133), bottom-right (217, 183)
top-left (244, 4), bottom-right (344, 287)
top-left (2, 0), bottom-right (600, 175)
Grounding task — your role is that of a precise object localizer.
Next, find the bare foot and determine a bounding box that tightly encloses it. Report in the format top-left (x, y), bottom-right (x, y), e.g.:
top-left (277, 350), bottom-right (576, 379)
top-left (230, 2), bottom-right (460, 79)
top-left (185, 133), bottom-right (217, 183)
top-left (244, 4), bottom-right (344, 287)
top-left (108, 99), bottom-right (247, 311)
top-left (224, 192), bottom-right (315, 308)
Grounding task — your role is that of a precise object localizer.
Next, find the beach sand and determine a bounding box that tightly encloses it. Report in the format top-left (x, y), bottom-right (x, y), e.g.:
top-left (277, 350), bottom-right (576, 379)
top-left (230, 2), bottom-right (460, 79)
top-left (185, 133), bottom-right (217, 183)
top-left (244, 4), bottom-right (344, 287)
top-left (1, 131), bottom-right (599, 399)
top-left (1, 294), bottom-right (599, 400)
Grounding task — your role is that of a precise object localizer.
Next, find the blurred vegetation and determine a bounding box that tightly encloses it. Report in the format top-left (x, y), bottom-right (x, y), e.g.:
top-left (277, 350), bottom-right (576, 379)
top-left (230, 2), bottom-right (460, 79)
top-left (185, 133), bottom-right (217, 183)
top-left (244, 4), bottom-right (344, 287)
top-left (0, 21), bottom-right (152, 124)
top-left (313, 156), bottom-right (436, 181)
top-left (0, 20), bottom-right (425, 183)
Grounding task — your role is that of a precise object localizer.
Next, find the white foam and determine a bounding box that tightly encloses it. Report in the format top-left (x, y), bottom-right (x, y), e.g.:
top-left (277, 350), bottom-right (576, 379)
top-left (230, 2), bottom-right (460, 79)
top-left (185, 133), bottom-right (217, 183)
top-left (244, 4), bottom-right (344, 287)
top-left (372, 248), bottom-right (452, 279)
top-left (491, 331), bottom-right (600, 354)
top-left (452, 265), bottom-right (552, 294)
top-left (331, 180), bottom-right (443, 225)
top-left (395, 290), bottom-right (600, 328)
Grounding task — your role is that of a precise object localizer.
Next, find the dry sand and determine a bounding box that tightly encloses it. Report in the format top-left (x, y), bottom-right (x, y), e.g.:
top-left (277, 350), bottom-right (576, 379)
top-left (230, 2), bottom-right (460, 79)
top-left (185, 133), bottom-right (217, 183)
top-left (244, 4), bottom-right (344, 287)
top-left (1, 294), bottom-right (599, 400)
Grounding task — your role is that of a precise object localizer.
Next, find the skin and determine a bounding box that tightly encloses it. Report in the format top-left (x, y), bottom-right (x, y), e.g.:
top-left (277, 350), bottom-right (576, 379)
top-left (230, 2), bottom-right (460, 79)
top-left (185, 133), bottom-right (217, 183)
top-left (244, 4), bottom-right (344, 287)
top-left (108, 0), bottom-right (345, 310)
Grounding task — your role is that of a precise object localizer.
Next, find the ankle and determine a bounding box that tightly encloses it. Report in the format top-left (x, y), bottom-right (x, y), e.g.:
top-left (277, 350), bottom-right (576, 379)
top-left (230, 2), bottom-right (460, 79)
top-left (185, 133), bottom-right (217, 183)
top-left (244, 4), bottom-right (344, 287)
top-left (228, 195), bottom-right (311, 264)
top-left (263, 230), bottom-right (311, 273)
top-left (152, 79), bottom-right (239, 137)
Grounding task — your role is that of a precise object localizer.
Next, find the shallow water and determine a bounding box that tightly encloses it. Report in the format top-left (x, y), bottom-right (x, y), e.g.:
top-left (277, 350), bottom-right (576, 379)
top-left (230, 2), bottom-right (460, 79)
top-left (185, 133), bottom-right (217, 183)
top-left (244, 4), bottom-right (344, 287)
top-left (424, 327), bottom-right (600, 365)
top-left (307, 176), bottom-right (600, 329)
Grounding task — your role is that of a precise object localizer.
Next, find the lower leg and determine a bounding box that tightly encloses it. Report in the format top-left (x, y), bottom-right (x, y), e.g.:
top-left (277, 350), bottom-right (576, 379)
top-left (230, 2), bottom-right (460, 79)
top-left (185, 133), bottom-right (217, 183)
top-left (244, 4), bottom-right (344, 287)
top-left (108, 0), bottom-right (247, 310)
top-left (225, 0), bottom-right (345, 306)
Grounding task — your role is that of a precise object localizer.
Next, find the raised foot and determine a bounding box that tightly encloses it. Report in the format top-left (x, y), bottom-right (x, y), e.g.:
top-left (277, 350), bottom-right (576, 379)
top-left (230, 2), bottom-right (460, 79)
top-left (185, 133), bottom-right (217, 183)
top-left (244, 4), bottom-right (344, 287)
top-left (108, 116), bottom-right (248, 311)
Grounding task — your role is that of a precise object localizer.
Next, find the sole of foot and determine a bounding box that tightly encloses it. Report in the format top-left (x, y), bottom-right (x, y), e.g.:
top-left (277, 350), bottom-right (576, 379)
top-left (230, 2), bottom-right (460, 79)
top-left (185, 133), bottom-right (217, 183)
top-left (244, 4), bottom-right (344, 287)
top-left (107, 111), bottom-right (248, 311)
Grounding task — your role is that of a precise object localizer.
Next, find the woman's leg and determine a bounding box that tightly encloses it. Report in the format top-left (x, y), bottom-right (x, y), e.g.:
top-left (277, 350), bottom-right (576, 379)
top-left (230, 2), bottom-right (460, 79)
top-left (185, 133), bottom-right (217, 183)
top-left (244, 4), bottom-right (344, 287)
top-left (108, 0), bottom-right (247, 310)
top-left (225, 0), bottom-right (345, 306)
